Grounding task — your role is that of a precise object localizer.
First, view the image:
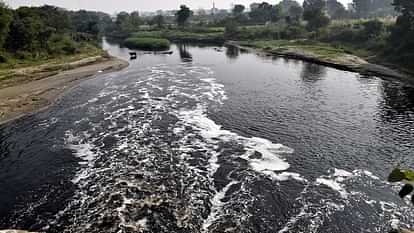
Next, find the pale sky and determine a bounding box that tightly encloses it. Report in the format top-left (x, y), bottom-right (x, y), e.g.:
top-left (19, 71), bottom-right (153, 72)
top-left (6, 0), bottom-right (353, 14)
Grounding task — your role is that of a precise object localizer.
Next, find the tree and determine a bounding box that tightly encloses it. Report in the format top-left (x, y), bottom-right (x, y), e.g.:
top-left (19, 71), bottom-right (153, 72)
top-left (249, 2), bottom-right (282, 23)
top-left (129, 11), bottom-right (143, 29)
top-left (224, 19), bottom-right (239, 37)
top-left (0, 2), bottom-right (13, 48)
top-left (288, 5), bottom-right (304, 23)
top-left (353, 0), bottom-right (371, 18)
top-left (388, 0), bottom-right (414, 63)
top-left (327, 0), bottom-right (348, 19)
top-left (176, 5), bottom-right (192, 27)
top-left (233, 4), bottom-right (245, 15)
top-left (303, 0), bottom-right (330, 31)
top-left (7, 15), bottom-right (42, 52)
top-left (279, 0), bottom-right (301, 14)
top-left (303, 0), bottom-right (326, 11)
top-left (151, 15), bottom-right (165, 29)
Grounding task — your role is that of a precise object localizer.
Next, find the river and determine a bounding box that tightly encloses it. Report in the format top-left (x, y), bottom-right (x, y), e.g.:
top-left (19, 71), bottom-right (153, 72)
top-left (1, 39), bottom-right (414, 233)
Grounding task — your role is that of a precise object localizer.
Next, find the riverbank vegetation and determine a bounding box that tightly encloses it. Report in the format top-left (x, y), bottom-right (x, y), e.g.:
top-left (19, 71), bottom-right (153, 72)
top-left (103, 0), bottom-right (412, 72)
top-left (2, 0), bottom-right (413, 72)
top-left (124, 37), bottom-right (170, 51)
top-left (0, 2), bottom-right (112, 69)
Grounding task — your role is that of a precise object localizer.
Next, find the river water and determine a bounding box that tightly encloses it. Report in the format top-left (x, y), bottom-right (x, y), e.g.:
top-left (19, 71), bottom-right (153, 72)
top-left (1, 39), bottom-right (414, 232)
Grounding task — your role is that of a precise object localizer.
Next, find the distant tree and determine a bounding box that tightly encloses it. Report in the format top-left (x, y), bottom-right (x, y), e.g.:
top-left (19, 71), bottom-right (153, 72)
top-left (303, 0), bottom-right (326, 11)
top-left (353, 0), bottom-right (371, 18)
top-left (0, 2), bottom-right (13, 48)
top-left (37, 5), bottom-right (70, 33)
top-left (6, 15), bottom-right (41, 52)
top-left (224, 19), bottom-right (239, 37)
top-left (288, 5), bottom-right (304, 23)
top-left (303, 0), bottom-right (330, 31)
top-left (393, 0), bottom-right (414, 22)
top-left (279, 0), bottom-right (301, 14)
top-left (369, 0), bottom-right (395, 17)
top-left (388, 0), bottom-right (414, 63)
top-left (71, 11), bottom-right (100, 35)
top-left (114, 11), bottom-right (143, 34)
top-left (151, 15), bottom-right (165, 29)
top-left (233, 4), bottom-right (246, 15)
top-left (176, 5), bottom-right (192, 27)
top-left (271, 5), bottom-right (284, 22)
top-left (129, 11), bottom-right (143, 28)
top-left (249, 2), bottom-right (282, 23)
top-left (327, 0), bottom-right (348, 19)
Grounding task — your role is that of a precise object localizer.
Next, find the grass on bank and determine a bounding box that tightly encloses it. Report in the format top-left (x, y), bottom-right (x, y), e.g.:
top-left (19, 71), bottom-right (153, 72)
top-left (0, 43), bottom-right (104, 71)
top-left (124, 37), bottom-right (171, 51)
top-left (130, 30), bottom-right (225, 43)
top-left (238, 40), bottom-right (350, 59)
top-left (0, 45), bottom-right (106, 84)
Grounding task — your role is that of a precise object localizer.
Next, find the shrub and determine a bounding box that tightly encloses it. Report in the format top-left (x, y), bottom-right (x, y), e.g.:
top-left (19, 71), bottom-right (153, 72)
top-left (281, 25), bottom-right (307, 39)
top-left (0, 53), bottom-right (8, 63)
top-left (130, 31), bottom-right (164, 38)
top-left (124, 37), bottom-right (170, 51)
top-left (48, 35), bottom-right (79, 55)
top-left (15, 50), bottom-right (32, 59)
top-left (361, 20), bottom-right (384, 39)
top-left (224, 20), bottom-right (239, 37)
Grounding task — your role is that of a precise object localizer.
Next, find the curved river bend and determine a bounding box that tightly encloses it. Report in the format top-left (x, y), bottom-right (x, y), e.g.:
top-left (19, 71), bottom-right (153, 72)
top-left (1, 40), bottom-right (414, 233)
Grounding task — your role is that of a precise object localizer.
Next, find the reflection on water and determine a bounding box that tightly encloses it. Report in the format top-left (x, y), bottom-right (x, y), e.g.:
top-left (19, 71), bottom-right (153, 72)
top-left (382, 81), bottom-right (414, 116)
top-left (300, 63), bottom-right (327, 82)
top-left (177, 43), bottom-right (193, 62)
top-left (225, 45), bottom-right (239, 60)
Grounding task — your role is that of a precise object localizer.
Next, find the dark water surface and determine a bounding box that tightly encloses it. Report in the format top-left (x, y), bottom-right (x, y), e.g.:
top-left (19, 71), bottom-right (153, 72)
top-left (1, 39), bottom-right (414, 233)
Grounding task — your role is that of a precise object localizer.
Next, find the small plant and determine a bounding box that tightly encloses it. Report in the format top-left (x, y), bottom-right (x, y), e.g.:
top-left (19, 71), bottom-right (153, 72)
top-left (388, 168), bottom-right (414, 203)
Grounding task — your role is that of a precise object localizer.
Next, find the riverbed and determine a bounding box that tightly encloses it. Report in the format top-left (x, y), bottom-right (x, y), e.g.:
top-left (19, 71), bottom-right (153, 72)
top-left (1, 39), bottom-right (414, 233)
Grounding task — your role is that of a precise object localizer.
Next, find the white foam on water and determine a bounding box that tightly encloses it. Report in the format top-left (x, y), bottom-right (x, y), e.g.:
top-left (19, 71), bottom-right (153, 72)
top-left (65, 132), bottom-right (99, 184)
top-left (267, 171), bottom-right (307, 182)
top-left (316, 178), bottom-right (349, 198)
top-left (176, 104), bottom-right (292, 175)
top-left (202, 181), bottom-right (239, 232)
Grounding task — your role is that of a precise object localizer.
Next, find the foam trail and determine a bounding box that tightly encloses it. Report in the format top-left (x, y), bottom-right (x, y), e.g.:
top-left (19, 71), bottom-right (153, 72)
top-left (202, 181), bottom-right (239, 232)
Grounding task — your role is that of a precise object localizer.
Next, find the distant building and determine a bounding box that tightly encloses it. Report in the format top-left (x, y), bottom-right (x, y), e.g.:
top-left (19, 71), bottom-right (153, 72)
top-left (211, 2), bottom-right (219, 15)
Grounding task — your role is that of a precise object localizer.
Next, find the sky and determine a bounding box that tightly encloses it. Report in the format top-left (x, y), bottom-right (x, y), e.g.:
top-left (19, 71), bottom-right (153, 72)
top-left (7, 0), bottom-right (353, 14)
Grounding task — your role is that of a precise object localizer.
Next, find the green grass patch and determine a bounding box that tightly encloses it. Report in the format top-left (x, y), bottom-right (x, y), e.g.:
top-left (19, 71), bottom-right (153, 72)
top-left (239, 40), bottom-right (348, 59)
top-left (129, 29), bottom-right (225, 44)
top-left (124, 37), bottom-right (171, 51)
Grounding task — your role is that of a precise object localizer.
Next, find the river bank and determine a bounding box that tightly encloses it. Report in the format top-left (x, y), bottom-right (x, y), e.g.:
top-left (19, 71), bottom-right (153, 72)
top-left (0, 55), bottom-right (128, 125)
top-left (227, 40), bottom-right (411, 82)
top-left (115, 28), bottom-right (412, 82)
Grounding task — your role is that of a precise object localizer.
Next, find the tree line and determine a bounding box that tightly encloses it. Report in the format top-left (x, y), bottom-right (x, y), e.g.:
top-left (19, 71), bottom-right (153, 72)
top-left (0, 2), bottom-right (113, 63)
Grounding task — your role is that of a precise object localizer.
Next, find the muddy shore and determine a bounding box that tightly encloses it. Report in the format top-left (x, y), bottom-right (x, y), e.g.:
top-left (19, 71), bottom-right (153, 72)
top-left (0, 56), bottom-right (128, 125)
top-left (227, 41), bottom-right (411, 83)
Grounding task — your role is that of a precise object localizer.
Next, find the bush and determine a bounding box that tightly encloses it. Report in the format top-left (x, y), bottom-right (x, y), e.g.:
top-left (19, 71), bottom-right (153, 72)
top-left (48, 35), bottom-right (79, 55)
top-left (281, 25), bottom-right (307, 39)
top-left (130, 31), bottom-right (164, 38)
top-left (0, 53), bottom-right (8, 63)
top-left (124, 37), bottom-right (170, 51)
top-left (361, 20), bottom-right (384, 39)
top-left (224, 20), bottom-right (239, 37)
top-left (15, 50), bottom-right (32, 59)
